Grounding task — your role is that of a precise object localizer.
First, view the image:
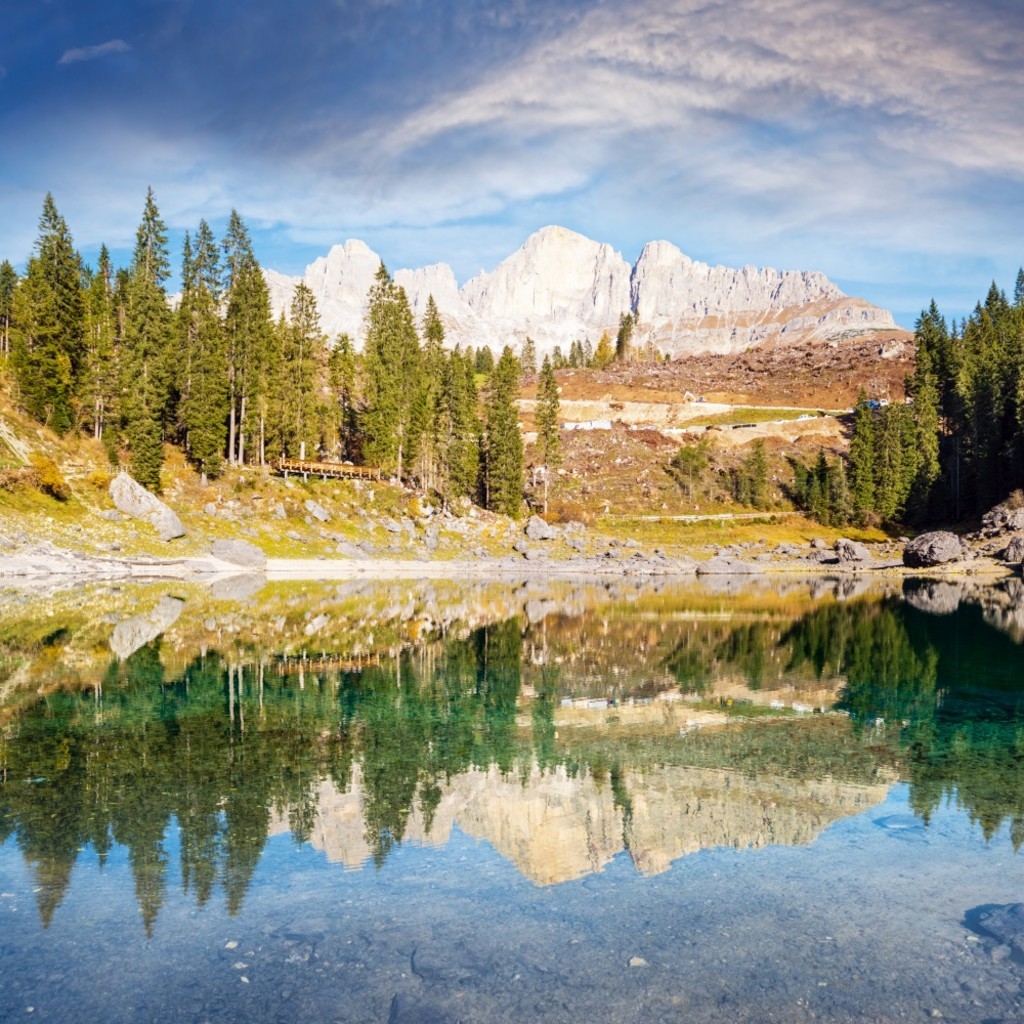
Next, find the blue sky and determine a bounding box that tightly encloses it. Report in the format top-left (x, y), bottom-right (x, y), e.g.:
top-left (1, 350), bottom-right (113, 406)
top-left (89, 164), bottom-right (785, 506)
top-left (2, 0), bottom-right (1022, 328)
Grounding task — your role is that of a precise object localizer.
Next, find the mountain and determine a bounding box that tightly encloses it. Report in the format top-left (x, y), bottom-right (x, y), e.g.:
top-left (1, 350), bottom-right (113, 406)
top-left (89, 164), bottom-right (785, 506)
top-left (264, 225), bottom-right (896, 356)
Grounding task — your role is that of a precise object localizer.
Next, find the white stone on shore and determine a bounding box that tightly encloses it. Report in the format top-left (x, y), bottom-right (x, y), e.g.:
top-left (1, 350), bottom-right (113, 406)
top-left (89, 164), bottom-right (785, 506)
top-left (109, 471), bottom-right (185, 541)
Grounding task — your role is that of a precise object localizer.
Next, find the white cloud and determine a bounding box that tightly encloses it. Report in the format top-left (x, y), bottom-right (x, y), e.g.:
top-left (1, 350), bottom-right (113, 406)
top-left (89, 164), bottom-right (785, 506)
top-left (58, 39), bottom-right (131, 65)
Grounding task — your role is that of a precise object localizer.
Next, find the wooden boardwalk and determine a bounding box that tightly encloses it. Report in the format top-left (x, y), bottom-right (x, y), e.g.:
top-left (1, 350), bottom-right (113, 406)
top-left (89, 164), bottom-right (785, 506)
top-left (274, 457), bottom-right (381, 481)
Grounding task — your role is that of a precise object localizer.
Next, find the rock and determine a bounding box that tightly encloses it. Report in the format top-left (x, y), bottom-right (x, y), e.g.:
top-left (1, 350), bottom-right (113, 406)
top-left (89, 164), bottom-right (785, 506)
top-left (965, 903), bottom-right (1024, 961)
top-left (512, 538), bottom-right (530, 554)
top-left (211, 538), bottom-right (267, 569)
top-left (109, 472), bottom-right (185, 541)
top-left (903, 531), bottom-right (964, 568)
top-left (627, 956), bottom-right (649, 968)
top-left (98, 509), bottom-right (121, 522)
top-left (110, 596), bottom-right (185, 659)
top-left (810, 537), bottom-right (828, 550)
top-left (524, 514), bottom-right (558, 541)
top-left (999, 533), bottom-right (1024, 565)
top-left (981, 502), bottom-right (1024, 535)
top-left (204, 503), bottom-right (217, 517)
top-left (381, 517), bottom-right (403, 533)
top-left (335, 540), bottom-right (368, 558)
top-left (304, 499), bottom-right (331, 523)
top-left (835, 538), bottom-right (872, 563)
top-left (273, 503), bottom-right (286, 519)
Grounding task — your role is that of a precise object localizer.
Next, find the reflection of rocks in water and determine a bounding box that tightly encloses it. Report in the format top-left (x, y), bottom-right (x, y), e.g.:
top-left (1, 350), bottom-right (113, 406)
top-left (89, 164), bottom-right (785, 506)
top-left (903, 580), bottom-right (967, 616)
top-left (275, 762), bottom-right (889, 886)
top-left (109, 596), bottom-right (185, 660)
top-left (965, 903), bottom-right (1024, 963)
top-left (980, 579), bottom-right (1024, 643)
top-left (835, 576), bottom-right (875, 601)
top-left (697, 573), bottom-right (770, 595)
top-left (209, 573), bottom-right (266, 602)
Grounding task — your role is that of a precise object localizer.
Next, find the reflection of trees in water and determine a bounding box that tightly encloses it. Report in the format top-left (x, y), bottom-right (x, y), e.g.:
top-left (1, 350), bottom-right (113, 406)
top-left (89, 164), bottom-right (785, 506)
top-left (3, 591), bottom-right (1024, 933)
top-left (788, 596), bottom-right (1024, 847)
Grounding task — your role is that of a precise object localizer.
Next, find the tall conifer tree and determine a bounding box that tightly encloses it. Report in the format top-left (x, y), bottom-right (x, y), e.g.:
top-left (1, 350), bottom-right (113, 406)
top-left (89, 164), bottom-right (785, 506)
top-left (119, 187), bottom-right (174, 490)
top-left (362, 265), bottom-right (421, 478)
top-left (11, 194), bottom-right (85, 434)
top-left (222, 211), bottom-right (272, 465)
top-left (482, 346), bottom-right (524, 517)
top-left (178, 222), bottom-right (228, 480)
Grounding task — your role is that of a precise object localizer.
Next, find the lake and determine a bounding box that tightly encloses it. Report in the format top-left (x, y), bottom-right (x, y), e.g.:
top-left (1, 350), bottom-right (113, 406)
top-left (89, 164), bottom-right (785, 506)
top-left (1, 573), bottom-right (1022, 1023)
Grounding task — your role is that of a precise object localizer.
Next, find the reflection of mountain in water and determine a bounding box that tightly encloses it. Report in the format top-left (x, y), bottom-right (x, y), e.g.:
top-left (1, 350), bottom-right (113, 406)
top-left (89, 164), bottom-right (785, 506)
top-left (2, 577), bottom-right (1024, 933)
top-left (277, 762), bottom-right (888, 885)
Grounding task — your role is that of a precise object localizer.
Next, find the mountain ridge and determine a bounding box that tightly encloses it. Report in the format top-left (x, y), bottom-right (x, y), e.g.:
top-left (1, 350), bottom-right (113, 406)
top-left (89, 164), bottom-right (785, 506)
top-left (264, 225), bottom-right (896, 356)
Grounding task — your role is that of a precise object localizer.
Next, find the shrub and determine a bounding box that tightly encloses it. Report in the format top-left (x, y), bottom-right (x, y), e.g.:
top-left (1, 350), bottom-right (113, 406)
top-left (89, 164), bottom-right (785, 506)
top-left (29, 454), bottom-right (71, 501)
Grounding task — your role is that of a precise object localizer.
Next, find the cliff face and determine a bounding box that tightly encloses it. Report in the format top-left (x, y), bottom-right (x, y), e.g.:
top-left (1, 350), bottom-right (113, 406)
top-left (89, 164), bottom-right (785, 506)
top-left (264, 225), bottom-right (896, 355)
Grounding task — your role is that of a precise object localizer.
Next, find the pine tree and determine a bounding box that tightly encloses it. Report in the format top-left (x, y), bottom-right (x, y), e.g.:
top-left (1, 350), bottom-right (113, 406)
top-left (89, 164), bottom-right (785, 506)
top-left (848, 392), bottom-right (877, 521)
top-left (520, 337), bottom-right (536, 381)
top-left (536, 354), bottom-right (560, 470)
top-left (615, 311), bottom-right (635, 362)
top-left (907, 341), bottom-right (942, 522)
top-left (222, 211), bottom-right (273, 465)
top-left (80, 245), bottom-right (118, 441)
top-left (278, 282), bottom-right (327, 458)
top-left (436, 346), bottom-right (480, 503)
top-left (178, 222), bottom-right (228, 479)
top-left (0, 259), bottom-right (16, 357)
top-left (482, 346), bottom-right (524, 517)
top-left (10, 195), bottom-right (85, 434)
top-left (362, 265), bottom-right (421, 478)
top-left (327, 333), bottom-right (360, 461)
top-left (408, 295), bottom-right (446, 488)
top-left (119, 187), bottom-right (174, 490)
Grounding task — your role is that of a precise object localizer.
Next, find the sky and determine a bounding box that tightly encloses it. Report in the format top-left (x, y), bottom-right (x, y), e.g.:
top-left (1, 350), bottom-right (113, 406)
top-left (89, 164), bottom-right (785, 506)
top-left (2, 0), bottom-right (1023, 328)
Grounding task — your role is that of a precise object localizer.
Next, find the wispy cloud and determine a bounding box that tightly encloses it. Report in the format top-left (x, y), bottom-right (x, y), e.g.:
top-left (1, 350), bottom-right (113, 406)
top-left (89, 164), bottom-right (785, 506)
top-left (58, 39), bottom-right (131, 66)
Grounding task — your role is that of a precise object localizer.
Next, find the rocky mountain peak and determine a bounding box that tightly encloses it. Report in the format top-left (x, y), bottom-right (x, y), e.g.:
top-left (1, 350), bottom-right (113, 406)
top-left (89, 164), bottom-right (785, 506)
top-left (264, 226), bottom-right (896, 355)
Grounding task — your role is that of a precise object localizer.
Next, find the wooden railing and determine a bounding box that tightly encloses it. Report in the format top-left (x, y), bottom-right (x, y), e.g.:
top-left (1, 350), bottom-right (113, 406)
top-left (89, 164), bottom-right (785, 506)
top-left (273, 458), bottom-right (381, 481)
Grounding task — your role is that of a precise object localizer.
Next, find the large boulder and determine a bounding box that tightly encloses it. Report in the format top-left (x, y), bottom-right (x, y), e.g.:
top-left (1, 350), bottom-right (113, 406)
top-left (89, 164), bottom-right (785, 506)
top-left (835, 538), bottom-right (872, 563)
top-left (109, 472), bottom-right (185, 541)
top-left (1000, 534), bottom-right (1024, 566)
top-left (902, 531), bottom-right (964, 569)
top-left (524, 515), bottom-right (558, 541)
top-left (211, 538), bottom-right (267, 569)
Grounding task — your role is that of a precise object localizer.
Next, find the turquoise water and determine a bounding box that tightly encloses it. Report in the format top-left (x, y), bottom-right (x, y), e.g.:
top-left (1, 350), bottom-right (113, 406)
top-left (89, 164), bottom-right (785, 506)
top-left (1, 576), bottom-right (1022, 1022)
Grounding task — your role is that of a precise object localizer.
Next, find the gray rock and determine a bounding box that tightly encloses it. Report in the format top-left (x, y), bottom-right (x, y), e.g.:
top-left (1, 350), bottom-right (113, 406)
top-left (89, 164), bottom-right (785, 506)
top-left (204, 503), bottom-right (218, 517)
top-left (903, 531), bottom-right (964, 568)
top-left (110, 596), bottom-right (185, 660)
top-left (273, 503), bottom-right (286, 519)
top-left (382, 516), bottom-right (403, 533)
top-left (211, 538), bottom-right (267, 569)
top-left (305, 499), bottom-right (330, 522)
top-left (835, 538), bottom-right (872, 563)
top-left (810, 537), bottom-right (828, 550)
top-left (335, 540), bottom-right (368, 558)
top-left (512, 538), bottom-right (530, 554)
top-left (98, 509), bottom-right (121, 522)
top-left (1000, 533), bottom-right (1024, 565)
top-left (524, 514), bottom-right (558, 541)
top-left (109, 471), bottom-right (186, 541)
